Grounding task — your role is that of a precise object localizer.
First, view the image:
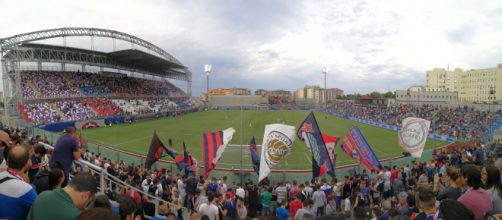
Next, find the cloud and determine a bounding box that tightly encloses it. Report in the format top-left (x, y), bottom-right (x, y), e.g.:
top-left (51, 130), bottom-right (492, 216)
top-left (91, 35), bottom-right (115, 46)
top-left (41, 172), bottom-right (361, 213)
top-left (1, 0), bottom-right (502, 97)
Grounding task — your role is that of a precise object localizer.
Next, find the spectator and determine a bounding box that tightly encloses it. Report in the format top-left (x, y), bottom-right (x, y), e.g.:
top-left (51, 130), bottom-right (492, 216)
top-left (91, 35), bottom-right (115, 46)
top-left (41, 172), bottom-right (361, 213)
top-left (223, 193), bottom-right (236, 220)
top-left (76, 207), bottom-right (117, 220)
top-left (0, 130), bottom-right (12, 172)
top-left (435, 166), bottom-right (462, 201)
top-left (94, 194), bottom-right (112, 209)
top-left (482, 165), bottom-right (502, 214)
top-left (289, 194), bottom-right (303, 217)
top-left (118, 196), bottom-right (138, 220)
top-left (295, 199), bottom-right (313, 220)
top-left (199, 192), bottom-right (219, 220)
top-left (50, 126), bottom-right (82, 186)
top-left (236, 197), bottom-right (247, 220)
top-left (437, 199), bottom-right (474, 220)
top-left (312, 185), bottom-right (327, 217)
top-left (0, 145), bottom-right (37, 220)
top-left (412, 185), bottom-right (437, 220)
top-left (261, 187), bottom-right (272, 218)
top-left (27, 172), bottom-right (98, 220)
top-left (276, 200), bottom-right (290, 220)
top-left (32, 162), bottom-right (64, 194)
top-left (458, 164), bottom-right (493, 220)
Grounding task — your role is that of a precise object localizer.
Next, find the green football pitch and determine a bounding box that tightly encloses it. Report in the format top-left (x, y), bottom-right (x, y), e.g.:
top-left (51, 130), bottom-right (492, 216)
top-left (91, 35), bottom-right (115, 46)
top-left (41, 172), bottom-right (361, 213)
top-left (82, 110), bottom-right (446, 170)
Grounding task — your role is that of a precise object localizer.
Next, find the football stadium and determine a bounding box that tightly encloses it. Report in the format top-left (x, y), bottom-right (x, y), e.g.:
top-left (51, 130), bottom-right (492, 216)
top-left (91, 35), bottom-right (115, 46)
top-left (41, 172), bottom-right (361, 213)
top-left (1, 3), bottom-right (502, 219)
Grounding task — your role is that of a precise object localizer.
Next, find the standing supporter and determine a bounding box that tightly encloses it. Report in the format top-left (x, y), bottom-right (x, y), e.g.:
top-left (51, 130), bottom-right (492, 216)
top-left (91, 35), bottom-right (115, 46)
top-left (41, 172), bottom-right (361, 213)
top-left (261, 187), bottom-right (272, 219)
top-left (28, 172), bottom-right (97, 220)
top-left (458, 164), bottom-right (493, 220)
top-left (0, 145), bottom-right (37, 220)
top-left (0, 130), bottom-right (12, 172)
top-left (276, 181), bottom-right (288, 204)
top-left (289, 194), bottom-right (303, 217)
top-left (223, 193), bottom-right (237, 220)
top-left (412, 185), bottom-right (437, 220)
top-left (198, 192), bottom-right (219, 220)
top-left (353, 182), bottom-right (372, 219)
top-left (295, 199), bottom-right (313, 220)
top-left (437, 199), bottom-right (474, 220)
top-left (435, 166), bottom-right (462, 201)
top-left (236, 197), bottom-right (247, 220)
top-left (312, 185), bottom-right (327, 217)
top-left (325, 196), bottom-right (337, 215)
top-left (482, 165), bottom-right (502, 214)
top-left (276, 200), bottom-right (290, 220)
top-left (50, 126), bottom-right (82, 186)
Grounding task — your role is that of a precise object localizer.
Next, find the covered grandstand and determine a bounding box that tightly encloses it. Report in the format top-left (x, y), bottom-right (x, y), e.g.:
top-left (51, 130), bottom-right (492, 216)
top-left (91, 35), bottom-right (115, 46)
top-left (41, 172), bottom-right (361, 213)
top-left (0, 27), bottom-right (198, 128)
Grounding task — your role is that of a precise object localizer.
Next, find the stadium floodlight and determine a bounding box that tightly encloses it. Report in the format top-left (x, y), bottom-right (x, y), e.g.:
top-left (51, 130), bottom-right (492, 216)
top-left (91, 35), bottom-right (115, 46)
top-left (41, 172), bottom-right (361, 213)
top-left (322, 66), bottom-right (327, 107)
top-left (204, 64), bottom-right (212, 75)
top-left (205, 64), bottom-right (212, 110)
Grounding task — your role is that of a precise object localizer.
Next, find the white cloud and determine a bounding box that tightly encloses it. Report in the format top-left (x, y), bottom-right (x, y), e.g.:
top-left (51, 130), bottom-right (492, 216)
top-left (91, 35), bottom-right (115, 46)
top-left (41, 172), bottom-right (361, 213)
top-left (1, 0), bottom-right (501, 95)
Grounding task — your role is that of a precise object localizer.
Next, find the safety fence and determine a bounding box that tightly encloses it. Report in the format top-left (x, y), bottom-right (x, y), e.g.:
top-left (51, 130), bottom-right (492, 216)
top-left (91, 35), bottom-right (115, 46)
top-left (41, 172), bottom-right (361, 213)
top-left (34, 128), bottom-right (437, 185)
top-left (38, 141), bottom-right (189, 219)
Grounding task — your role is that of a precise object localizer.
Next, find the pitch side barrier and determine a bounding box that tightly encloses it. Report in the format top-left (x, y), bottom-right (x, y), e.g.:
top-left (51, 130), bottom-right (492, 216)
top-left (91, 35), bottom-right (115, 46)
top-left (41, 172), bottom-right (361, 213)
top-left (34, 128), bottom-right (439, 184)
top-left (37, 141), bottom-right (189, 219)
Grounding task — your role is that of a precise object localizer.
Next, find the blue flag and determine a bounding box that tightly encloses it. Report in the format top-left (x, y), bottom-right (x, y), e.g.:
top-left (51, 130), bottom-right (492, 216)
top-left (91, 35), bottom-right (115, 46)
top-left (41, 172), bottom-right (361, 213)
top-left (249, 137), bottom-right (260, 175)
top-left (298, 112), bottom-right (335, 178)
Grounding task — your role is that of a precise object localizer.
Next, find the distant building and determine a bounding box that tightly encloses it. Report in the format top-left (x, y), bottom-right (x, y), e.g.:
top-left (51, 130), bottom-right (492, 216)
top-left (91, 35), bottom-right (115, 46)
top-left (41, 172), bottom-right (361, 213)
top-left (208, 88), bottom-right (251, 97)
top-left (294, 85), bottom-right (343, 105)
top-left (426, 64), bottom-right (502, 102)
top-left (395, 85), bottom-right (458, 105)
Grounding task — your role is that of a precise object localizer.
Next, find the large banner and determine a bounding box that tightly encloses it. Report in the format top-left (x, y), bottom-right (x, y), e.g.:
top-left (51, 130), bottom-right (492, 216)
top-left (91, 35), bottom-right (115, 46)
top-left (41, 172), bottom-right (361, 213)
top-left (398, 117), bottom-right (430, 158)
top-left (259, 124), bottom-right (295, 182)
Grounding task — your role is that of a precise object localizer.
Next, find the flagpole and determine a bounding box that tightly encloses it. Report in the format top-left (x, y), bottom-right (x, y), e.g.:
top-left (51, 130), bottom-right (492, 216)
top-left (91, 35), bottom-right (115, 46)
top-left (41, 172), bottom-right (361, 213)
top-left (240, 99), bottom-right (244, 186)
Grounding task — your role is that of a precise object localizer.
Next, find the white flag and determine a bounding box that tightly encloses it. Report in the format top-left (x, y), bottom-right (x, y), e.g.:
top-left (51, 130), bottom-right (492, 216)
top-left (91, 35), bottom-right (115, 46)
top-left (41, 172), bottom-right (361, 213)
top-left (259, 124), bottom-right (296, 182)
top-left (398, 117), bottom-right (430, 158)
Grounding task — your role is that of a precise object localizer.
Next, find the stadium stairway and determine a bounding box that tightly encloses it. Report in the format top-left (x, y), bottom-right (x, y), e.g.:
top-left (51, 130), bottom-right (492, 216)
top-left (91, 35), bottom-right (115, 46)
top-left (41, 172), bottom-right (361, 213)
top-left (51, 102), bottom-right (68, 121)
top-left (84, 98), bottom-right (100, 116)
top-left (27, 80), bottom-right (42, 98)
top-left (62, 74), bottom-right (85, 97)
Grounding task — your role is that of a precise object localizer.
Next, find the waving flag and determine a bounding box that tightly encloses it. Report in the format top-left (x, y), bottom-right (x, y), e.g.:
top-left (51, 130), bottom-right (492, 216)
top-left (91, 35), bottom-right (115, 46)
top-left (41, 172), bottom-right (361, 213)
top-left (259, 124), bottom-right (295, 182)
top-left (344, 127), bottom-right (381, 171)
top-left (298, 112), bottom-right (335, 178)
top-left (202, 128), bottom-right (236, 179)
top-left (340, 137), bottom-right (359, 160)
top-left (175, 142), bottom-right (194, 176)
top-left (398, 117), bottom-right (430, 158)
top-left (145, 132), bottom-right (176, 169)
top-left (322, 134), bottom-right (338, 163)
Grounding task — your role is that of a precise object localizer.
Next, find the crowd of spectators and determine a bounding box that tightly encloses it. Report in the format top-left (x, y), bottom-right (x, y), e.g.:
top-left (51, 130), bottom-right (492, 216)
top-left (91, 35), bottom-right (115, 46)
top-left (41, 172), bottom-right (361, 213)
top-left (23, 102), bottom-right (61, 124)
top-left (330, 102), bottom-right (500, 140)
top-left (55, 99), bottom-right (96, 122)
top-left (0, 125), bottom-right (502, 219)
top-left (21, 71), bottom-right (185, 99)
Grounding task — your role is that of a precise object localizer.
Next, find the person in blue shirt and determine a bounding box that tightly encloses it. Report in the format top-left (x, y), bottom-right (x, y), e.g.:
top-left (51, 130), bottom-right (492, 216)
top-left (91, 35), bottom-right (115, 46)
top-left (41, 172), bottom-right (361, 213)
top-left (223, 193), bottom-right (237, 220)
top-left (50, 126), bottom-right (81, 186)
top-left (276, 200), bottom-right (290, 220)
top-left (0, 145), bottom-right (37, 220)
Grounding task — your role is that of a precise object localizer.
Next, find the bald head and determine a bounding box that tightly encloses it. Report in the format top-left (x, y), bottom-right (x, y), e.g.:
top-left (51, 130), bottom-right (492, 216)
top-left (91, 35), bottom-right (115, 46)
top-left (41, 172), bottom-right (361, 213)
top-left (7, 145), bottom-right (30, 170)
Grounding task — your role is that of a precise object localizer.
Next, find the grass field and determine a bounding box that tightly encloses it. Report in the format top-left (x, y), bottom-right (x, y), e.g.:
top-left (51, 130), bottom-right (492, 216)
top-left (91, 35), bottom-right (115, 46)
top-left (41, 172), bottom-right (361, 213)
top-left (82, 110), bottom-right (447, 170)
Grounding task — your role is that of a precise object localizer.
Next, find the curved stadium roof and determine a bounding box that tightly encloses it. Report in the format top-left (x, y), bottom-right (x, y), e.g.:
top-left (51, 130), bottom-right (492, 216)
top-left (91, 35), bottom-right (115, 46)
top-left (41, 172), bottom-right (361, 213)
top-left (0, 27), bottom-right (192, 81)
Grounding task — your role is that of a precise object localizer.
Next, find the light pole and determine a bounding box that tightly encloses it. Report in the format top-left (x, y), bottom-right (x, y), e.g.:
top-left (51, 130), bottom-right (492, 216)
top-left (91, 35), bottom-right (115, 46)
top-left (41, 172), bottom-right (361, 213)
top-left (204, 64), bottom-right (212, 110)
top-left (322, 66), bottom-right (327, 108)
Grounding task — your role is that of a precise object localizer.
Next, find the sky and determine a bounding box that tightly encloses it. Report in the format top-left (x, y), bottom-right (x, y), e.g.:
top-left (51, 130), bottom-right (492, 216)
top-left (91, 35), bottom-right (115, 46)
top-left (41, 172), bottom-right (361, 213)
top-left (1, 0), bottom-right (502, 96)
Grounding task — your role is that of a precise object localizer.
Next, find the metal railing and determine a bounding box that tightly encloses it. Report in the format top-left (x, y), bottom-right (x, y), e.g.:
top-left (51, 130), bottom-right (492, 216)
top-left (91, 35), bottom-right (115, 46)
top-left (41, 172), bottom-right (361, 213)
top-left (38, 142), bottom-right (188, 219)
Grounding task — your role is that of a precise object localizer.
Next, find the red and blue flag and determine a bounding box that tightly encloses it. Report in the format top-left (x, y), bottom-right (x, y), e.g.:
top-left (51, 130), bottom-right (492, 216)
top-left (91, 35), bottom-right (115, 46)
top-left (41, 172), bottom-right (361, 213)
top-left (342, 127), bottom-right (381, 171)
top-left (202, 128), bottom-right (235, 179)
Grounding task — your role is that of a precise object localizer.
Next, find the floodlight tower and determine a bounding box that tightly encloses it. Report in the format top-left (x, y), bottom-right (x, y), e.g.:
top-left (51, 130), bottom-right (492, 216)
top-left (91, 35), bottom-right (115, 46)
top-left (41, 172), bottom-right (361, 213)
top-left (205, 64), bottom-right (212, 110)
top-left (322, 66), bottom-right (327, 108)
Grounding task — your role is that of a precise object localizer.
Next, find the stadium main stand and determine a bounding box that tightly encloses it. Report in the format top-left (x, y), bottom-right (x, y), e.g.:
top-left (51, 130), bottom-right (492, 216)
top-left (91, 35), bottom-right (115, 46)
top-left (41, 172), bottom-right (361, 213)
top-left (20, 71), bottom-right (199, 124)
